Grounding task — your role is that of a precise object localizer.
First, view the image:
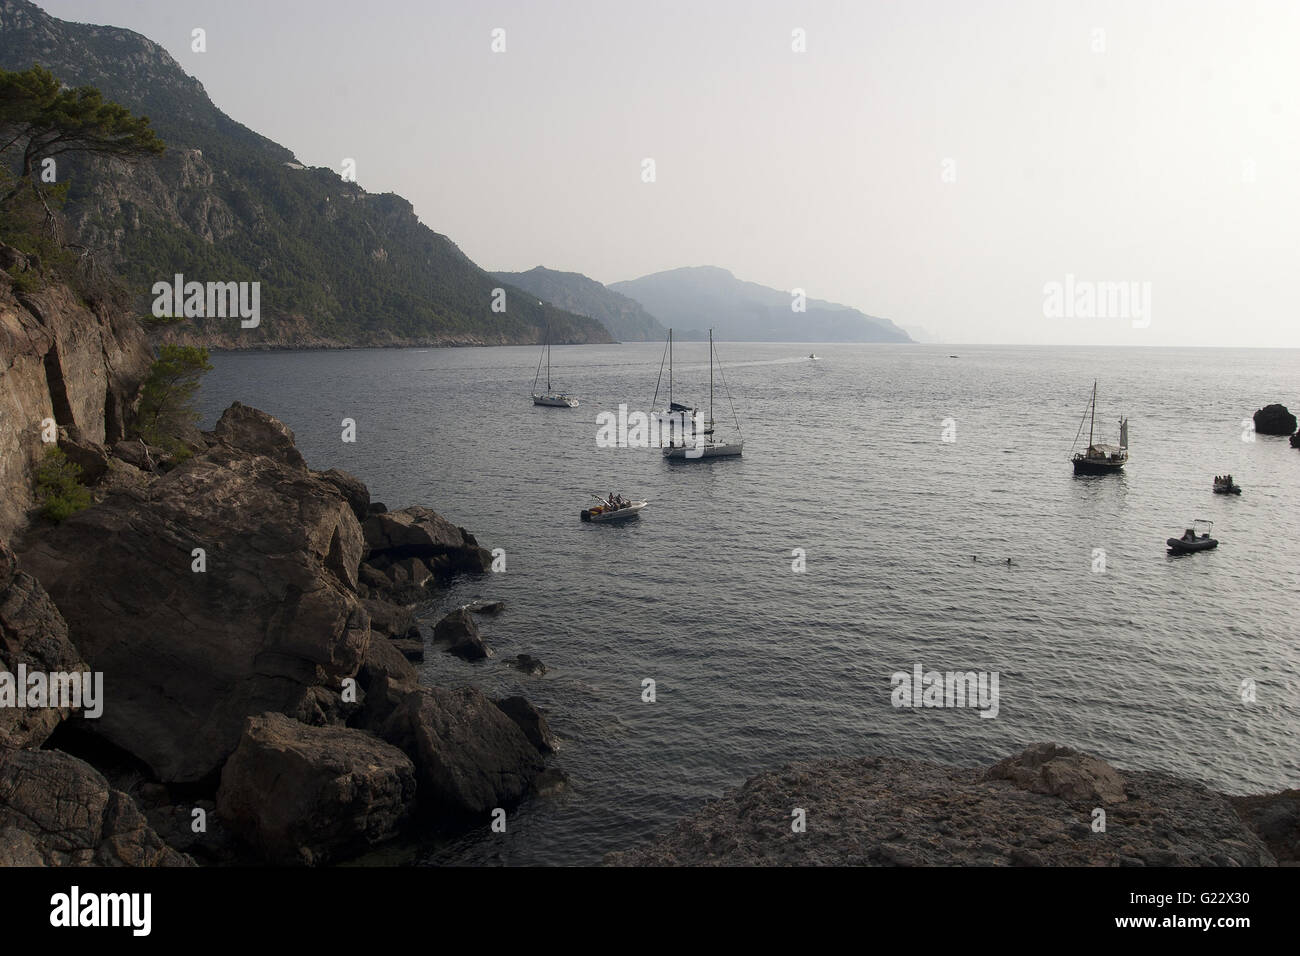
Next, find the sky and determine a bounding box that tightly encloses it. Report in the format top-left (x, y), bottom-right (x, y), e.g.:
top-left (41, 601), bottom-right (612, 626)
top-left (36, 0), bottom-right (1300, 347)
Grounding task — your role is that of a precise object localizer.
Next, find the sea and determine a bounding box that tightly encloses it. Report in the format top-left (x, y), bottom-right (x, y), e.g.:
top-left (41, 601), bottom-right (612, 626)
top-left (197, 342), bottom-right (1300, 865)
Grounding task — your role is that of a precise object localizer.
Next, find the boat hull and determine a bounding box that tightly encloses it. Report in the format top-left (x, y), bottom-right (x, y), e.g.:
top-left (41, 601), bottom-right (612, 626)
top-left (1167, 537), bottom-right (1218, 553)
top-left (533, 394), bottom-right (579, 408)
top-left (581, 501), bottom-right (648, 522)
top-left (663, 441), bottom-right (743, 460)
top-left (1072, 457), bottom-right (1126, 475)
top-left (1212, 486), bottom-right (1242, 495)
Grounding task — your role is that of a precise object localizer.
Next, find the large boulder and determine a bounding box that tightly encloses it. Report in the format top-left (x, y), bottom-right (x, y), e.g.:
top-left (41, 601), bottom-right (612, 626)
top-left (433, 607), bottom-right (491, 660)
top-left (1253, 403), bottom-right (1297, 436)
top-left (361, 598), bottom-right (414, 639)
top-left (0, 749), bottom-right (191, 866)
top-left (495, 696), bottom-right (557, 754)
top-left (354, 633), bottom-right (421, 729)
top-left (987, 742), bottom-right (1127, 804)
top-left (379, 687), bottom-right (545, 815)
top-left (362, 506), bottom-right (491, 574)
top-left (216, 713), bottom-right (416, 866)
top-left (19, 405), bottom-right (371, 783)
top-left (318, 469), bottom-right (370, 522)
top-left (211, 402), bottom-right (308, 468)
top-left (0, 541), bottom-right (89, 757)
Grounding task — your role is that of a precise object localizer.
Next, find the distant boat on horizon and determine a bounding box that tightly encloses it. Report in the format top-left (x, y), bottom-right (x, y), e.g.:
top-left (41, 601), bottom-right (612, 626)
top-left (531, 323), bottom-right (579, 407)
top-left (1071, 380), bottom-right (1128, 475)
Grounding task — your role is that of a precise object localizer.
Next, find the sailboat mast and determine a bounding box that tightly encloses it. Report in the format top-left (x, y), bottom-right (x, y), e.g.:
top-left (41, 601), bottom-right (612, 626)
top-left (668, 329), bottom-right (673, 408)
top-left (1088, 380), bottom-right (1096, 448)
top-left (709, 328), bottom-right (714, 428)
top-left (546, 326), bottom-right (551, 392)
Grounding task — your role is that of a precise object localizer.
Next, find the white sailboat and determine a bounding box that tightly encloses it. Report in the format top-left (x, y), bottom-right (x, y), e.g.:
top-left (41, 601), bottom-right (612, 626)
top-left (661, 328), bottom-right (743, 460)
top-left (531, 324), bottom-right (578, 407)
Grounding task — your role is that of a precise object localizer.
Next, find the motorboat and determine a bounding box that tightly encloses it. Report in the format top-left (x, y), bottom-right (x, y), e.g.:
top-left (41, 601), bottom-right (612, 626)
top-left (1212, 475), bottom-right (1242, 495)
top-left (581, 495), bottom-right (648, 522)
top-left (1167, 519), bottom-right (1218, 554)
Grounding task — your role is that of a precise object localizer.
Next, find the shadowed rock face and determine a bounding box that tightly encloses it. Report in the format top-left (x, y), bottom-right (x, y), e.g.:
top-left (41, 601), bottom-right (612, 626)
top-left (606, 744), bottom-right (1276, 867)
top-left (0, 541), bottom-right (88, 757)
top-left (0, 748), bottom-right (191, 866)
top-left (0, 267), bottom-right (152, 538)
top-left (1253, 403), bottom-right (1297, 436)
top-left (18, 405), bottom-right (370, 783)
top-left (216, 713), bottom-right (415, 866)
top-left (379, 687), bottom-right (545, 816)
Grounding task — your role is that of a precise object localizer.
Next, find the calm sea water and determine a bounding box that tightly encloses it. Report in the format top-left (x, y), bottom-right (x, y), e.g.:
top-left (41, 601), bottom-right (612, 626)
top-left (198, 343), bottom-right (1300, 865)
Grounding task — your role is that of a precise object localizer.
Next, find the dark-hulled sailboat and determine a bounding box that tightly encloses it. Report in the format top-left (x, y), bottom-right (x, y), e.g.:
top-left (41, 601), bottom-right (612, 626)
top-left (1071, 381), bottom-right (1128, 475)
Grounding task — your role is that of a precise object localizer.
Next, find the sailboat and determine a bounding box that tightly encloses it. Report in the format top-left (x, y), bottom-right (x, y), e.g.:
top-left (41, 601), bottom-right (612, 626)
top-left (1070, 381), bottom-right (1128, 474)
top-left (660, 328), bottom-right (743, 460)
top-left (531, 324), bottom-right (578, 407)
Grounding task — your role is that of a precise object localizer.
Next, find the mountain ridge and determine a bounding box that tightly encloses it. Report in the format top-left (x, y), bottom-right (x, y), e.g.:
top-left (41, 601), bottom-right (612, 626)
top-left (610, 265), bottom-right (910, 343)
top-left (0, 0), bottom-right (612, 347)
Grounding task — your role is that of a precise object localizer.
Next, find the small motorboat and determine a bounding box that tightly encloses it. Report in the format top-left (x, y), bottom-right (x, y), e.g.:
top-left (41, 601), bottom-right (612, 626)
top-left (1212, 475), bottom-right (1242, 495)
top-left (808, 353), bottom-right (818, 360)
top-left (1167, 519), bottom-right (1218, 554)
top-left (581, 494), bottom-right (648, 523)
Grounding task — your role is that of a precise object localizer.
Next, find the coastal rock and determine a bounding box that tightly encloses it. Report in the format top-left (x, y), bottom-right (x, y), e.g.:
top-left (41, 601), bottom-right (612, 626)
top-left (0, 748), bottom-right (191, 866)
top-left (1253, 403), bottom-right (1298, 436)
top-left (354, 634), bottom-right (421, 729)
top-left (391, 636), bottom-right (425, 662)
top-left (362, 506), bottom-right (492, 575)
top-left (1230, 789), bottom-right (1300, 863)
top-left (511, 653), bottom-right (547, 676)
top-left (319, 468), bottom-right (370, 522)
top-left (211, 401), bottom-right (308, 469)
top-left (495, 696), bottom-right (557, 753)
top-left (216, 713), bottom-right (415, 866)
top-left (606, 744), bottom-right (1273, 866)
top-left (19, 405), bottom-right (370, 783)
top-left (466, 599), bottom-right (505, 615)
top-left (379, 687), bottom-right (545, 815)
top-left (0, 541), bottom-right (89, 756)
top-left (362, 598), bottom-right (414, 639)
top-left (987, 742), bottom-right (1127, 804)
top-left (433, 607), bottom-right (491, 660)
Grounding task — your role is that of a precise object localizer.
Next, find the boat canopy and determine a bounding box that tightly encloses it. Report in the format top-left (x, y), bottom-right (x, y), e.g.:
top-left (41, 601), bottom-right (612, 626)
top-left (1086, 443), bottom-right (1124, 456)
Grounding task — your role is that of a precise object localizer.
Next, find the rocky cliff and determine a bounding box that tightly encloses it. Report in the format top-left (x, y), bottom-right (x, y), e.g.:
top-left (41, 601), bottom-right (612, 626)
top-left (0, 243), bottom-right (152, 539)
top-left (0, 0), bottom-right (613, 348)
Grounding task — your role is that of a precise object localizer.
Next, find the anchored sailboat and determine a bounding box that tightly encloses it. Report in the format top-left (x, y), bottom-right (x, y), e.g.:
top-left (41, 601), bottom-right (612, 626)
top-left (531, 323), bottom-right (578, 407)
top-left (659, 328), bottom-right (743, 460)
top-left (1070, 381), bottom-right (1128, 474)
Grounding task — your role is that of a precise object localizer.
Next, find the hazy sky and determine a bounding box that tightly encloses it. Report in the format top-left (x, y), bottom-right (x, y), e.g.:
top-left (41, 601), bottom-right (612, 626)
top-left (38, 0), bottom-right (1300, 346)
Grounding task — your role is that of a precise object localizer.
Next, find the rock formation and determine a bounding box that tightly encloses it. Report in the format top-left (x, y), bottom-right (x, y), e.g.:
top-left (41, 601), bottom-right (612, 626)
top-left (432, 607), bottom-right (491, 660)
top-left (1253, 403), bottom-right (1297, 436)
top-left (1, 388), bottom-right (555, 865)
top-left (606, 744), bottom-right (1276, 866)
top-left (216, 713), bottom-right (416, 865)
top-left (0, 249), bottom-right (152, 538)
